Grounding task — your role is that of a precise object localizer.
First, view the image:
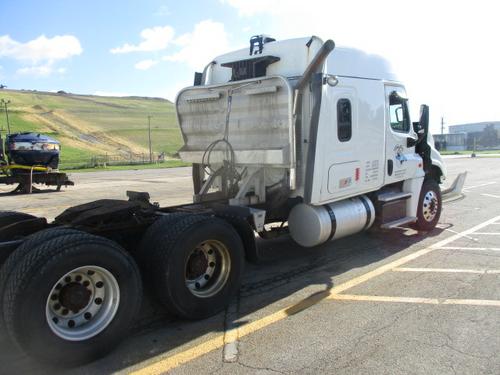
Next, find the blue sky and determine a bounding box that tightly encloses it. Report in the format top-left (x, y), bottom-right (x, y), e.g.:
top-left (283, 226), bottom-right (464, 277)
top-left (1, 0), bottom-right (499, 132)
top-left (0, 0), bottom-right (255, 99)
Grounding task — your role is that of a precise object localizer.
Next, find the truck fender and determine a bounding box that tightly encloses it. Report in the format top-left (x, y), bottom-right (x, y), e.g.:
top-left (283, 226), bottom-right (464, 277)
top-left (215, 213), bottom-right (260, 264)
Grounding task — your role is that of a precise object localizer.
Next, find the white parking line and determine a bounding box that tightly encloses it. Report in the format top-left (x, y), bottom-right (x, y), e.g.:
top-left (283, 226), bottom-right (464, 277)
top-left (439, 246), bottom-right (500, 252)
top-left (463, 181), bottom-right (496, 190)
top-left (443, 228), bottom-right (478, 242)
top-left (473, 232), bottom-right (500, 235)
top-left (329, 294), bottom-right (500, 307)
top-left (481, 193), bottom-right (500, 199)
top-left (463, 182), bottom-right (497, 191)
top-left (393, 267), bottom-right (500, 274)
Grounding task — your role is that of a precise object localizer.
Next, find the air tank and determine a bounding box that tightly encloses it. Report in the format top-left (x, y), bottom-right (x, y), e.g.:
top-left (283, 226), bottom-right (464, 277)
top-left (288, 195), bottom-right (375, 247)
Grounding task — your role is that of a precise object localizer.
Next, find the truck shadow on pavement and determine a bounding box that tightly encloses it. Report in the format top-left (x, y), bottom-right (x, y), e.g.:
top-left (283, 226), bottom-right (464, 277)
top-left (0, 224), bottom-right (447, 375)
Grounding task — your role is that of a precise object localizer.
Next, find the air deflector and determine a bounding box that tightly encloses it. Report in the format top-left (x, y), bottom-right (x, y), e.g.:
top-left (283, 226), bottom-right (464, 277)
top-left (221, 56), bottom-right (280, 81)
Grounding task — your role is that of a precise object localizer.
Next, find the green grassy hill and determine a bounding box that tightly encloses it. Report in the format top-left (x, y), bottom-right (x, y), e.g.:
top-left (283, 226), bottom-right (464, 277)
top-left (0, 89), bottom-right (183, 169)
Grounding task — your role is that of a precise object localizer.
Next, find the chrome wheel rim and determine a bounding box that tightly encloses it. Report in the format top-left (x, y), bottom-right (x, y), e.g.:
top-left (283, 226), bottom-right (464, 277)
top-left (185, 240), bottom-right (231, 298)
top-left (46, 266), bottom-right (120, 341)
top-left (422, 190), bottom-right (439, 222)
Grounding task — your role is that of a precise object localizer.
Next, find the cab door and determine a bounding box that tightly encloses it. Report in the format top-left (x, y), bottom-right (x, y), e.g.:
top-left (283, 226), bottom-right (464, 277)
top-left (384, 85), bottom-right (421, 184)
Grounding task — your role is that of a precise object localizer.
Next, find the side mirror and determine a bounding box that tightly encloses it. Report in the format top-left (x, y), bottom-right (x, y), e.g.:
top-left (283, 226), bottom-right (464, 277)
top-left (407, 137), bottom-right (417, 147)
top-left (418, 104), bottom-right (429, 136)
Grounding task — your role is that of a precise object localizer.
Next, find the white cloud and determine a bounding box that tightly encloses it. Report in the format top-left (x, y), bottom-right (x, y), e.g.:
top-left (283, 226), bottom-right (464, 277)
top-left (17, 65), bottom-right (52, 76)
top-left (134, 59), bottom-right (159, 70)
top-left (0, 34), bottom-right (80, 77)
top-left (110, 26), bottom-right (174, 54)
top-left (163, 20), bottom-right (229, 70)
top-left (154, 5), bottom-right (171, 16)
top-left (16, 64), bottom-right (66, 77)
top-left (219, 0), bottom-right (266, 16)
top-left (0, 34), bottom-right (82, 64)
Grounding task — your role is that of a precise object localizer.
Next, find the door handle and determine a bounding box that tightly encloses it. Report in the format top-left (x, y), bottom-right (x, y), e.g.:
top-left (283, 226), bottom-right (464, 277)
top-left (387, 159), bottom-right (393, 176)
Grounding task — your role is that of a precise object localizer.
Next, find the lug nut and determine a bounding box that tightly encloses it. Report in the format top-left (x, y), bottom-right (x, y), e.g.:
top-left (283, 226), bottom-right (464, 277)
top-left (207, 249), bottom-right (213, 255)
top-left (87, 270), bottom-right (95, 276)
top-left (204, 274), bottom-right (210, 280)
top-left (84, 312), bottom-right (92, 320)
top-left (75, 275), bottom-right (82, 282)
top-left (195, 282), bottom-right (201, 289)
top-left (68, 320), bottom-right (75, 328)
top-left (94, 297), bottom-right (103, 305)
top-left (209, 262), bottom-right (215, 267)
top-left (55, 283), bottom-right (62, 290)
top-left (83, 280), bottom-right (90, 287)
top-left (50, 294), bottom-right (58, 301)
top-left (52, 317), bottom-right (59, 324)
top-left (64, 276), bottom-right (71, 283)
top-left (96, 281), bottom-right (104, 288)
top-left (54, 303), bottom-right (61, 310)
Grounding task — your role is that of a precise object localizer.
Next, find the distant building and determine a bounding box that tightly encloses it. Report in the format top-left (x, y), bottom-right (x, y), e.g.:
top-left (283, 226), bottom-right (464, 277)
top-left (433, 133), bottom-right (467, 151)
top-left (449, 121), bottom-right (500, 134)
top-left (444, 121), bottom-right (500, 150)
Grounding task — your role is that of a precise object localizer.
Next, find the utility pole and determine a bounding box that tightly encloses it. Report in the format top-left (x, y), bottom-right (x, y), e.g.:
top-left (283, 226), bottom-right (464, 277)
top-left (147, 115), bottom-right (153, 163)
top-left (441, 116), bottom-right (444, 136)
top-left (1, 99), bottom-right (11, 134)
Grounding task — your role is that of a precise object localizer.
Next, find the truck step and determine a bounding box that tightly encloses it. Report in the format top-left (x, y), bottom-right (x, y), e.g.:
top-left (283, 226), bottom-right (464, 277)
top-left (377, 192), bottom-right (412, 202)
top-left (380, 216), bottom-right (417, 229)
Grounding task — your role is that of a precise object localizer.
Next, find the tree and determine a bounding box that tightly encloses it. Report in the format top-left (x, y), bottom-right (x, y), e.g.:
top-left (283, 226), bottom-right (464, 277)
top-left (479, 124), bottom-right (498, 148)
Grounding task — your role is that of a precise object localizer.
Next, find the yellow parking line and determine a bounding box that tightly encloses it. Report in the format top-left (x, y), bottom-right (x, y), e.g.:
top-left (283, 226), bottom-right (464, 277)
top-left (393, 267), bottom-right (500, 274)
top-left (328, 294), bottom-right (500, 307)
top-left (129, 215), bottom-right (500, 375)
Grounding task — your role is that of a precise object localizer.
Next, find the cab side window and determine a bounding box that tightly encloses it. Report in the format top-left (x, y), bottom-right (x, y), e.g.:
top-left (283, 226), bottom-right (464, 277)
top-left (337, 98), bottom-right (352, 142)
top-left (389, 91), bottom-right (410, 133)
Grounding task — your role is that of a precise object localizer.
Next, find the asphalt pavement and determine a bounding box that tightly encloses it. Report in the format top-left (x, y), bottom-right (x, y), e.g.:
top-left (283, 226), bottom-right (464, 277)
top-left (0, 158), bottom-right (499, 375)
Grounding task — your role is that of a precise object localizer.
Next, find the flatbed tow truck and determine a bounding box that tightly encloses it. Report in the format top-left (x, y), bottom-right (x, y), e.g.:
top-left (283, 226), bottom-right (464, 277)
top-left (0, 35), bottom-right (465, 365)
top-left (0, 132), bottom-right (73, 194)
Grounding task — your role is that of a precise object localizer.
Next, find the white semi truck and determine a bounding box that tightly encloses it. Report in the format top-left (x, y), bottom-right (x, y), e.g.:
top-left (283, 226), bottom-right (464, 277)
top-left (0, 35), bottom-right (463, 365)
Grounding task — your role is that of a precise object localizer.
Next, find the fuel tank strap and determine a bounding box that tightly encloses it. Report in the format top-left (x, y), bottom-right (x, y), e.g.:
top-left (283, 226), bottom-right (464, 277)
top-left (324, 204), bottom-right (337, 241)
top-left (359, 195), bottom-right (372, 230)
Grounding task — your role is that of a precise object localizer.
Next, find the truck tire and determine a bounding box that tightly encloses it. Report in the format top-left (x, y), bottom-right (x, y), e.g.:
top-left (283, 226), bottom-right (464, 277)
top-left (414, 179), bottom-right (442, 231)
top-left (0, 211), bottom-right (36, 229)
top-left (2, 233), bottom-right (142, 365)
top-left (137, 212), bottom-right (190, 270)
top-left (0, 227), bottom-right (81, 331)
top-left (142, 215), bottom-right (244, 320)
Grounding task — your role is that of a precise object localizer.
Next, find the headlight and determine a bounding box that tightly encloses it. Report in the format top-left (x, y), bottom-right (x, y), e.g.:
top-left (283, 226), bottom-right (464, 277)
top-left (8, 142), bottom-right (60, 151)
top-left (9, 142), bottom-right (32, 150)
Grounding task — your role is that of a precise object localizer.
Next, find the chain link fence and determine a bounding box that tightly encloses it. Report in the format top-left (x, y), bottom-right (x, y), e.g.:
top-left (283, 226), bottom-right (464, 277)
top-left (60, 152), bottom-right (172, 170)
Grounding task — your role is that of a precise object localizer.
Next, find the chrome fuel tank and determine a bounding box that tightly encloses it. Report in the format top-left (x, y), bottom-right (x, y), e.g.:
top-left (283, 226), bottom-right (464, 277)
top-left (288, 196), bottom-right (375, 247)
